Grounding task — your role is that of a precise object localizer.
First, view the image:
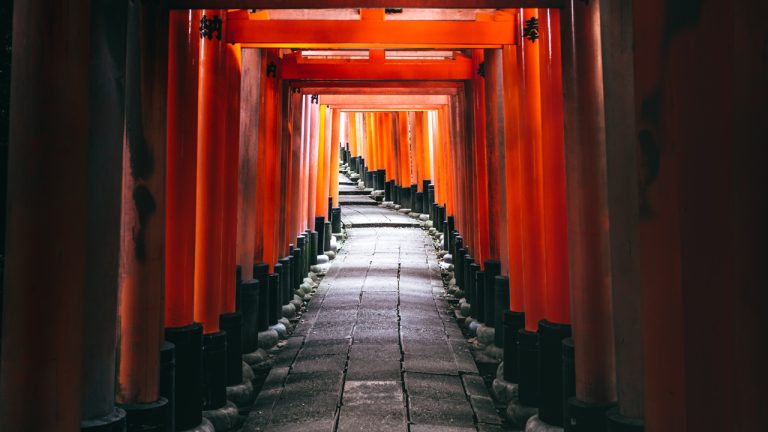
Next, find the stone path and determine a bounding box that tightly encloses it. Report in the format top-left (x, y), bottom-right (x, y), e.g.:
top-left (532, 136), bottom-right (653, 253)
top-left (340, 205), bottom-right (420, 228)
top-left (244, 206), bottom-right (504, 431)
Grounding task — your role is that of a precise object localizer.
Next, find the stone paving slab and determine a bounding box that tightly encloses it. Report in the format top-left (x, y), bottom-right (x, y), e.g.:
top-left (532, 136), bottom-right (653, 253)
top-left (244, 206), bottom-right (507, 431)
top-left (341, 205), bottom-right (421, 228)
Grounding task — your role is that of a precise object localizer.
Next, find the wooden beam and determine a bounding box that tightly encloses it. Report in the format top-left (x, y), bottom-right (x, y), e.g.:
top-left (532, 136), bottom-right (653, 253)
top-left (280, 53), bottom-right (473, 80)
top-left (169, 1), bottom-right (564, 9)
top-left (321, 94), bottom-right (449, 105)
top-left (228, 16), bottom-right (516, 47)
top-left (299, 86), bottom-right (460, 95)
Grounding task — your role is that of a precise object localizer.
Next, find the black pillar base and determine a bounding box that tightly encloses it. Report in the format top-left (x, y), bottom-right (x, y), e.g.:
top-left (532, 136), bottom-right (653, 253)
top-left (239, 280), bottom-right (260, 354)
top-left (464, 256), bottom-right (476, 303)
top-left (606, 407), bottom-right (644, 432)
top-left (159, 341), bottom-right (175, 431)
top-left (268, 273), bottom-right (280, 325)
top-left (280, 257), bottom-right (292, 304)
top-left (292, 247), bottom-right (303, 290)
top-left (219, 312), bottom-right (243, 386)
top-left (202, 331), bottom-right (227, 411)
top-left (80, 407), bottom-right (127, 432)
top-left (538, 319), bottom-right (573, 427)
top-left (253, 264), bottom-right (270, 332)
top-left (120, 398), bottom-right (169, 432)
top-left (493, 274), bottom-right (509, 345)
top-left (414, 192), bottom-right (424, 213)
top-left (331, 208), bottom-right (342, 234)
top-left (164, 323), bottom-right (203, 430)
top-left (518, 328), bottom-right (540, 407)
top-left (309, 231), bottom-right (318, 266)
top-left (455, 247), bottom-right (466, 291)
top-left (471, 272), bottom-right (488, 324)
top-left (314, 216), bottom-right (326, 255)
top-left (235, 265), bottom-right (242, 315)
top-left (562, 337), bottom-right (575, 423)
top-left (502, 310), bottom-right (525, 383)
top-left (567, 399), bottom-right (613, 432)
top-left (323, 221), bottom-right (332, 251)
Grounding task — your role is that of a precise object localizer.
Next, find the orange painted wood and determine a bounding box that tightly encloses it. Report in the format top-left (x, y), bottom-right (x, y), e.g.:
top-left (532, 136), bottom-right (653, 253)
top-left (227, 16), bottom-right (517, 48)
top-left (222, 43), bottom-right (241, 312)
top-left (256, 50), bottom-right (281, 269)
top-left (307, 101), bottom-right (320, 224)
top-left (118, 1), bottom-right (169, 403)
top-left (330, 108), bottom-right (341, 208)
top-left (194, 9), bottom-right (227, 333)
top-left (287, 90), bottom-right (304, 243)
top-left (501, 42), bottom-right (525, 310)
top-left (560, 0), bottom-right (616, 405)
top-left (539, 9), bottom-right (570, 325)
top-left (518, 8), bottom-right (547, 332)
top-left (471, 49), bottom-right (491, 266)
top-left (237, 49), bottom-right (262, 281)
top-left (170, 0), bottom-right (564, 9)
top-left (315, 104), bottom-right (329, 216)
top-left (166, 9), bottom-right (199, 327)
top-left (484, 49), bottom-right (504, 263)
top-left (280, 54), bottom-right (473, 81)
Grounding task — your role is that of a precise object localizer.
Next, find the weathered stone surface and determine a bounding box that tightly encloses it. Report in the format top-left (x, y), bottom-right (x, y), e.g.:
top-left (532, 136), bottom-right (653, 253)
top-left (477, 325), bottom-right (496, 346)
top-left (506, 398), bottom-right (539, 428)
top-left (257, 329), bottom-right (279, 349)
top-left (526, 414), bottom-right (565, 432)
top-left (202, 401), bottom-right (239, 432)
top-left (180, 418), bottom-right (215, 432)
top-left (492, 378), bottom-right (518, 403)
top-left (227, 380), bottom-right (254, 408)
top-left (244, 205), bottom-right (496, 431)
top-left (471, 395), bottom-right (503, 425)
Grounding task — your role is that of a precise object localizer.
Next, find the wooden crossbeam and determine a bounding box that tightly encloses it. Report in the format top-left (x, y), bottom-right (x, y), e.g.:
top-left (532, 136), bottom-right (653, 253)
top-left (280, 53), bottom-right (473, 80)
top-left (228, 16), bottom-right (516, 47)
top-left (291, 80), bottom-right (462, 95)
top-left (169, 1), bottom-right (563, 9)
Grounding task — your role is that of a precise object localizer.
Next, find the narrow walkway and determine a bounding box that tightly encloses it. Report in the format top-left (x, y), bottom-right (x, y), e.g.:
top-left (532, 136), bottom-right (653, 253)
top-left (245, 207), bottom-right (503, 431)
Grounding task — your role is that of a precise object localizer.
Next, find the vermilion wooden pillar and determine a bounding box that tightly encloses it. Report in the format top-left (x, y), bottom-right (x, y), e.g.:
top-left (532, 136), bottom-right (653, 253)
top-left (471, 49), bottom-right (491, 266)
top-left (194, 9), bottom-right (227, 333)
top-left (540, 8), bottom-right (571, 326)
top-left (396, 112), bottom-right (411, 187)
top-left (484, 49), bottom-right (505, 265)
top-left (501, 43), bottom-right (526, 311)
top-left (536, 8), bottom-right (573, 427)
top-left (315, 104), bottom-right (328, 216)
top-left (237, 49), bottom-right (262, 281)
top-left (166, 9), bottom-right (199, 328)
top-left (560, 1), bottom-right (617, 427)
top-left (116, 0), bottom-right (169, 420)
top-left (307, 101), bottom-right (320, 225)
top-left (221, 43), bottom-right (241, 313)
top-left (287, 92), bottom-right (303, 244)
top-left (329, 108), bottom-right (341, 208)
top-left (519, 7), bottom-right (547, 333)
top-left (0, 1), bottom-right (127, 429)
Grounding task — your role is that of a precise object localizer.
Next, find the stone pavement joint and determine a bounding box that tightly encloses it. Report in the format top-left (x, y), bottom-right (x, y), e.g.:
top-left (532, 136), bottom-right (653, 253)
top-left (243, 204), bottom-right (507, 431)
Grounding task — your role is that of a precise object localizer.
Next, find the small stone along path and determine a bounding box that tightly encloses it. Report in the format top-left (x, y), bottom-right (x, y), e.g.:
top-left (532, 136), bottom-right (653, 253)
top-left (244, 205), bottom-right (505, 431)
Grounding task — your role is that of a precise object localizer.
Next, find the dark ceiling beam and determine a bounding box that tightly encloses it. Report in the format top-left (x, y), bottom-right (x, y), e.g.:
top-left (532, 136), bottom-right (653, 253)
top-left (168, 1), bottom-right (563, 10)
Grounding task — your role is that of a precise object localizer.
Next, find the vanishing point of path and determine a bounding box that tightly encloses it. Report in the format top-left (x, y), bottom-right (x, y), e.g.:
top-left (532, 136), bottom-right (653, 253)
top-left (244, 204), bottom-right (504, 431)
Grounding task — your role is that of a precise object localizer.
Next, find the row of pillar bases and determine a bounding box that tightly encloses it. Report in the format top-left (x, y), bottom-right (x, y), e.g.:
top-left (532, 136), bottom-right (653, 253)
top-left (82, 221), bottom-right (342, 432)
top-left (444, 226), bottom-right (643, 432)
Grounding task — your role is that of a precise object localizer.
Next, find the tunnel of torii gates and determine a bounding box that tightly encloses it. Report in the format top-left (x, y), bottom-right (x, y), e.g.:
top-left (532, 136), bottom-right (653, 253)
top-left (1, 1), bottom-right (767, 432)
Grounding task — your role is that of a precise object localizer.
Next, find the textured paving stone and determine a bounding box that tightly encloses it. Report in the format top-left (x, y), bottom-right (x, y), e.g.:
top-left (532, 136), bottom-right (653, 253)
top-left (462, 373), bottom-right (491, 398)
top-left (408, 396), bottom-right (476, 427)
top-left (245, 203), bottom-right (493, 431)
top-left (470, 395), bottom-right (503, 425)
top-left (404, 372), bottom-right (466, 400)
